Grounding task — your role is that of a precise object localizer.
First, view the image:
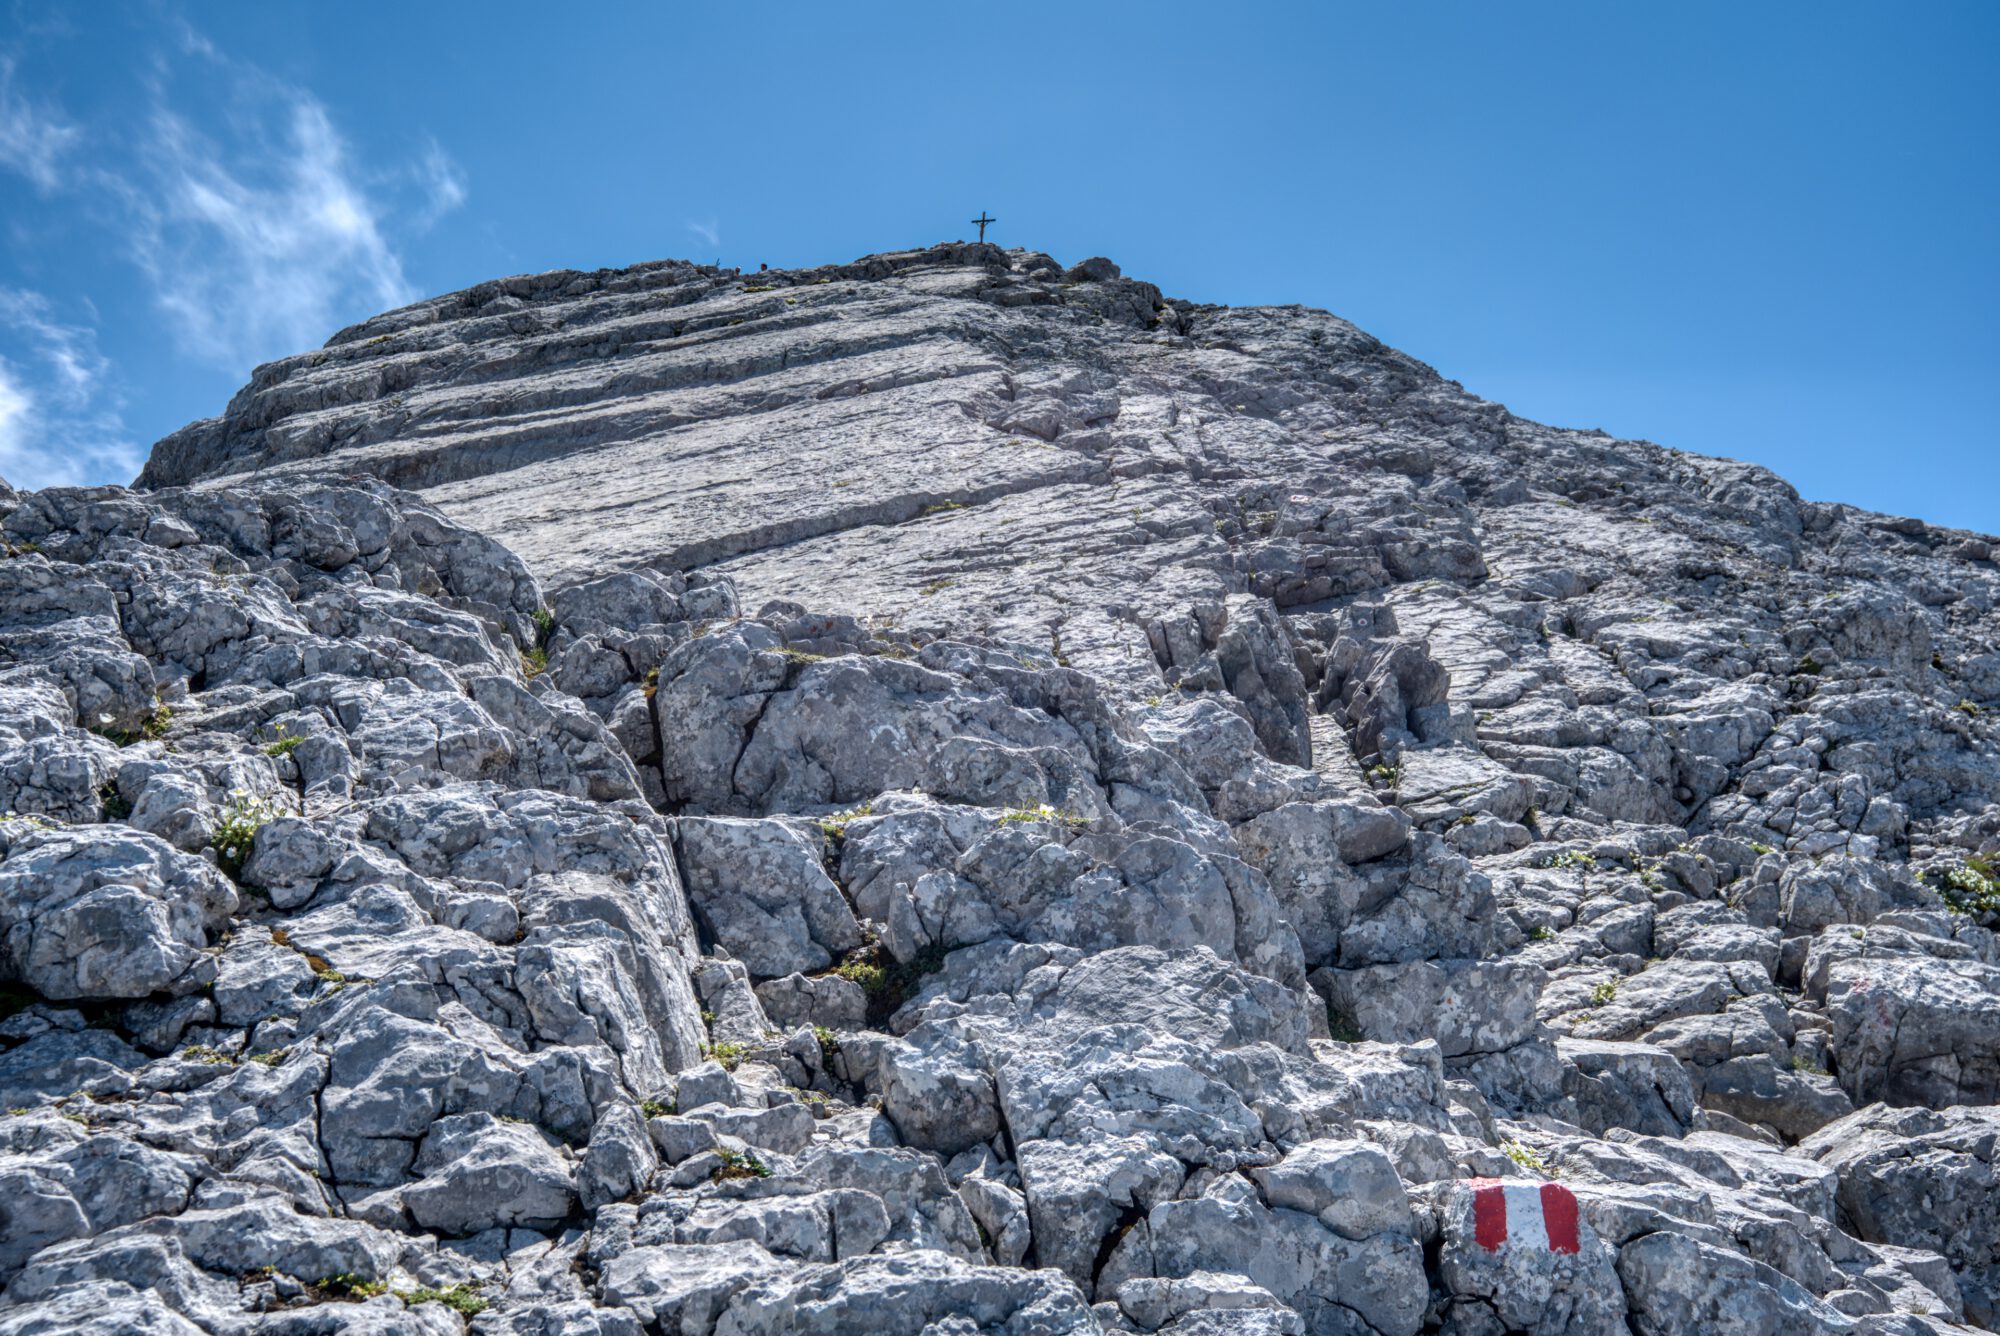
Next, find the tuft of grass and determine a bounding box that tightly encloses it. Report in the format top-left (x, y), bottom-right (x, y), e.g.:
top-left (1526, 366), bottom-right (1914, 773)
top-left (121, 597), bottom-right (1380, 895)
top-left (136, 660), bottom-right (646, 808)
top-left (713, 1147), bottom-right (771, 1181)
top-left (1538, 850), bottom-right (1597, 872)
top-left (1501, 1138), bottom-right (1552, 1176)
top-left (262, 729), bottom-right (303, 757)
top-left (1588, 979), bottom-right (1620, 1007)
top-left (399, 1284), bottom-right (489, 1316)
top-left (521, 646), bottom-right (549, 679)
top-left (640, 1097), bottom-right (672, 1119)
top-left (816, 801), bottom-right (873, 841)
top-left (1530, 925), bottom-right (1555, 942)
top-left (707, 1041), bottom-right (748, 1071)
top-left (91, 699), bottom-right (173, 747)
top-left (141, 704), bottom-right (175, 741)
top-left (994, 803), bottom-right (1091, 829)
top-left (835, 941), bottom-right (952, 1024)
top-left (918, 577), bottom-right (955, 596)
top-left (98, 781), bottom-right (130, 821)
top-left (836, 960), bottom-right (888, 995)
top-left (1954, 699), bottom-right (1983, 718)
top-left (179, 1044), bottom-right (236, 1066)
top-left (213, 790), bottom-right (277, 881)
top-left (1795, 654), bottom-right (1823, 677)
top-left (813, 1025), bottom-right (839, 1061)
top-left (1935, 859), bottom-right (2000, 917)
top-left (315, 1273), bottom-right (388, 1300)
top-left (1791, 1054), bottom-right (1830, 1078)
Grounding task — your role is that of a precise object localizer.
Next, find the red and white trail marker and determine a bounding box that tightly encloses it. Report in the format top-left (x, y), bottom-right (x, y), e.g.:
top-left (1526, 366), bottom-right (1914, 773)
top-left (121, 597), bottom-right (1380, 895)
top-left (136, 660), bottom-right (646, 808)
top-left (1465, 1178), bottom-right (1581, 1255)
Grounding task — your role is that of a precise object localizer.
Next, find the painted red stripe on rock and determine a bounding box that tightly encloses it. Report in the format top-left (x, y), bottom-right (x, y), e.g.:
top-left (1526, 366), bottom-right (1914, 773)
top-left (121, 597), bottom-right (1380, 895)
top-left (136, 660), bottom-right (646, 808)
top-left (1472, 1181), bottom-right (1508, 1250)
top-left (1540, 1183), bottom-right (1580, 1254)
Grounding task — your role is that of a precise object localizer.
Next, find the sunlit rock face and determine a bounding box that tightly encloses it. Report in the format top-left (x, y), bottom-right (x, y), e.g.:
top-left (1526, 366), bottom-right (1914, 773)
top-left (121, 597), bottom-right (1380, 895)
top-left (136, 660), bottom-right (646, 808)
top-left (0, 242), bottom-right (1990, 1332)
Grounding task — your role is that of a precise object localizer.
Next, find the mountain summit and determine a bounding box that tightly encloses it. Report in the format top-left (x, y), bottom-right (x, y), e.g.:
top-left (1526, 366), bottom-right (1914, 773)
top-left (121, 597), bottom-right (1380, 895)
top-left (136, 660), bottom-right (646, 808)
top-left (0, 244), bottom-right (1991, 1332)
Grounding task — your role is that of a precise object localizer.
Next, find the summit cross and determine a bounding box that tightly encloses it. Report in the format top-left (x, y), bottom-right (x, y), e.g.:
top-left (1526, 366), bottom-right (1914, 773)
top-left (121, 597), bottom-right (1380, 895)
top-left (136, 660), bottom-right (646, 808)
top-left (971, 212), bottom-right (996, 243)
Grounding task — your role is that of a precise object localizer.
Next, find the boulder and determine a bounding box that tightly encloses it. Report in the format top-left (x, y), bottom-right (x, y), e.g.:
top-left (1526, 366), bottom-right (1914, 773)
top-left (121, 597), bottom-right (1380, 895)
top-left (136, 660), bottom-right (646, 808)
top-left (0, 827), bottom-right (235, 1000)
top-left (675, 816), bottom-right (863, 978)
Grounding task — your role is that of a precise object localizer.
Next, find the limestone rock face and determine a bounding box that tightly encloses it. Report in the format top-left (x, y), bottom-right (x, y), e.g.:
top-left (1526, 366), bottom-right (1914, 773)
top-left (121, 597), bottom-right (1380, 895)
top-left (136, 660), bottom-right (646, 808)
top-left (0, 241), bottom-right (1993, 1331)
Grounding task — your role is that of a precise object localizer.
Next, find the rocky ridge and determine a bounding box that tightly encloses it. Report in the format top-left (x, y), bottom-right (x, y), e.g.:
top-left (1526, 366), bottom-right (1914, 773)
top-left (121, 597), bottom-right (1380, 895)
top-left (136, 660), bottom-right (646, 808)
top-left (0, 242), bottom-right (1992, 1332)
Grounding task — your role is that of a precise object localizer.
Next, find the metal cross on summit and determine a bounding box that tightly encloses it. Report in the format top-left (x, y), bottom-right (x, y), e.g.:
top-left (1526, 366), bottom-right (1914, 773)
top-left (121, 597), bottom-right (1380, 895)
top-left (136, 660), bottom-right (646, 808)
top-left (971, 212), bottom-right (996, 243)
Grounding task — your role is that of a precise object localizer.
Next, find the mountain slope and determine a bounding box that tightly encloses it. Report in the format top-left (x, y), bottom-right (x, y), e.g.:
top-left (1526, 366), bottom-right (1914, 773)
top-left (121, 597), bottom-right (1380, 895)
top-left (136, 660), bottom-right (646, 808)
top-left (0, 243), bottom-right (1988, 1332)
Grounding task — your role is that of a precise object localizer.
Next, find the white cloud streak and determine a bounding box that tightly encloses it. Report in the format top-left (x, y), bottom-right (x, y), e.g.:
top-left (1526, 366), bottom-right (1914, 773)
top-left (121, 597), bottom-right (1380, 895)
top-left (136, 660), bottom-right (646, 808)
top-left (686, 217), bottom-right (720, 251)
top-left (413, 138), bottom-right (467, 231)
top-left (125, 96), bottom-right (424, 369)
top-left (0, 22), bottom-right (469, 488)
top-left (0, 289), bottom-right (142, 489)
top-left (19, 25), bottom-right (470, 374)
top-left (0, 55), bottom-right (80, 191)
top-left (0, 364), bottom-right (32, 464)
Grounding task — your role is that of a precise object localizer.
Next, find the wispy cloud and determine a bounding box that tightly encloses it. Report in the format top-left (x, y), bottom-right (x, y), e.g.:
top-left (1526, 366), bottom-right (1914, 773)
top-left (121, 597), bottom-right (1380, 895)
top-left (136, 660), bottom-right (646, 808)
top-left (122, 93), bottom-right (423, 368)
top-left (0, 364), bottom-right (31, 470)
top-left (0, 55), bottom-right (80, 192)
top-left (0, 289), bottom-right (141, 488)
top-left (412, 137), bottom-right (467, 231)
top-left (19, 25), bottom-right (469, 374)
top-left (686, 217), bottom-right (720, 251)
top-left (0, 20), bottom-right (469, 488)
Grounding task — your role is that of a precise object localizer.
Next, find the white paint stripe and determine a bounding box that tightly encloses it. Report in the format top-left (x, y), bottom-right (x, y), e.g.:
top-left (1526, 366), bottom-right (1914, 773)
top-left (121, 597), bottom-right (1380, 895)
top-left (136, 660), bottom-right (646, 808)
top-left (1503, 1183), bottom-right (1547, 1247)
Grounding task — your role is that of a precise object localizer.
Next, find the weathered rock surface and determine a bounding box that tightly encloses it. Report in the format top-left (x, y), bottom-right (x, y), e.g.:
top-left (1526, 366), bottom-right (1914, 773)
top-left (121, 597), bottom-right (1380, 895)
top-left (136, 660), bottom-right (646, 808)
top-left (0, 241), bottom-right (1990, 1331)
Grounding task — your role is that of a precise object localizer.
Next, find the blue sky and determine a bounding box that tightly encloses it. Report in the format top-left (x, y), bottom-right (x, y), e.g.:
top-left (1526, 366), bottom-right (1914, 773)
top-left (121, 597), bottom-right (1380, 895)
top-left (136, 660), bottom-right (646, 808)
top-left (1, 3), bottom-right (1994, 532)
